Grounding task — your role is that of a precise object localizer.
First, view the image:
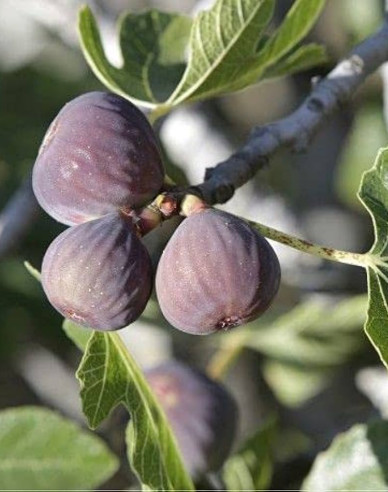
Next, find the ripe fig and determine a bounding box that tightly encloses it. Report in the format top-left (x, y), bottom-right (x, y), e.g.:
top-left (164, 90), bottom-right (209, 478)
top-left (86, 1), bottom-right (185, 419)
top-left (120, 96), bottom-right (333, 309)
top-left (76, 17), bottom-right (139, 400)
top-left (144, 361), bottom-right (238, 477)
top-left (156, 208), bottom-right (280, 335)
top-left (33, 91), bottom-right (164, 225)
top-left (41, 213), bottom-right (152, 330)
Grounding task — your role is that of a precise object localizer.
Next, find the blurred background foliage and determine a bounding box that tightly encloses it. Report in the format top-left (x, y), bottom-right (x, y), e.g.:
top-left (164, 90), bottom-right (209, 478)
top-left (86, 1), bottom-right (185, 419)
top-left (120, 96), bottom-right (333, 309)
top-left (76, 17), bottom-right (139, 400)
top-left (1, 0), bottom-right (388, 489)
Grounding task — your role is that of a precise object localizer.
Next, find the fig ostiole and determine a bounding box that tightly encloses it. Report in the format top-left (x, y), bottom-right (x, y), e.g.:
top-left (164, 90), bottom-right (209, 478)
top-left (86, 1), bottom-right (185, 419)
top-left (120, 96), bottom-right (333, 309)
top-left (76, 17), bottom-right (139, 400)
top-left (156, 208), bottom-right (280, 335)
top-left (41, 213), bottom-right (153, 331)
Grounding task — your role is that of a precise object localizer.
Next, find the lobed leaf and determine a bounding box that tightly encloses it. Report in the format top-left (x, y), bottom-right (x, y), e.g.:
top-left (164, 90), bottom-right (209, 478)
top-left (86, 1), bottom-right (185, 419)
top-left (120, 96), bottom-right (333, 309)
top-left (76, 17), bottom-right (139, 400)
top-left (77, 331), bottom-right (194, 491)
top-left (167, 0), bottom-right (275, 105)
top-left (78, 6), bottom-right (191, 107)
top-left (0, 406), bottom-right (118, 490)
top-left (79, 1), bottom-right (326, 110)
top-left (168, 0), bottom-right (326, 103)
top-left (257, 0), bottom-right (326, 68)
top-left (225, 0), bottom-right (327, 93)
top-left (302, 420), bottom-right (388, 491)
top-left (263, 43), bottom-right (328, 79)
top-left (358, 148), bottom-right (388, 368)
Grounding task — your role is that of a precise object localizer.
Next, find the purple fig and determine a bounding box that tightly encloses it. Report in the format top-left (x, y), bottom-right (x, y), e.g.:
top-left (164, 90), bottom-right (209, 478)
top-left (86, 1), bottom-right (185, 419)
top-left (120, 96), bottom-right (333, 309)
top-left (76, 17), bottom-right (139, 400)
top-left (156, 208), bottom-right (280, 335)
top-left (41, 213), bottom-right (152, 330)
top-left (145, 361), bottom-right (238, 477)
top-left (33, 91), bottom-right (164, 225)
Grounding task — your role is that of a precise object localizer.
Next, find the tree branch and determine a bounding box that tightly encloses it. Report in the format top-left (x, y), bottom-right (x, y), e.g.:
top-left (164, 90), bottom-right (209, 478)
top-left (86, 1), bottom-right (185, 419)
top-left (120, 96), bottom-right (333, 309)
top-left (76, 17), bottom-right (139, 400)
top-left (193, 19), bottom-right (388, 205)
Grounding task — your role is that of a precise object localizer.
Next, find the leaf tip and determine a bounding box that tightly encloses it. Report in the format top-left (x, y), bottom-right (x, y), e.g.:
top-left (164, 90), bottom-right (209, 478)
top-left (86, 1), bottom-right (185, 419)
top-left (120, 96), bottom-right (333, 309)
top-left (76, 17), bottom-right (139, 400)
top-left (78, 3), bottom-right (92, 19)
top-left (24, 261), bottom-right (41, 282)
top-left (78, 3), bottom-right (96, 36)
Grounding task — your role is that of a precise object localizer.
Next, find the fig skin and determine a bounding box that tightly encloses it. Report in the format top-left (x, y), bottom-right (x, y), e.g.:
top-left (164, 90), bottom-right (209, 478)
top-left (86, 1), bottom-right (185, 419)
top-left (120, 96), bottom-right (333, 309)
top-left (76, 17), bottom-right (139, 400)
top-left (41, 213), bottom-right (152, 331)
top-left (144, 361), bottom-right (238, 478)
top-left (156, 208), bottom-right (280, 335)
top-left (33, 91), bottom-right (164, 226)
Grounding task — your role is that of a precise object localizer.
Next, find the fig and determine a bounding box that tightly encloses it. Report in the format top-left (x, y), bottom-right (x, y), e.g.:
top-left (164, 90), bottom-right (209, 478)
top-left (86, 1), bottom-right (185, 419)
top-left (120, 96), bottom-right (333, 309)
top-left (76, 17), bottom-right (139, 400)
top-left (156, 208), bottom-right (280, 335)
top-left (144, 361), bottom-right (238, 477)
top-left (33, 91), bottom-right (164, 225)
top-left (41, 213), bottom-right (152, 330)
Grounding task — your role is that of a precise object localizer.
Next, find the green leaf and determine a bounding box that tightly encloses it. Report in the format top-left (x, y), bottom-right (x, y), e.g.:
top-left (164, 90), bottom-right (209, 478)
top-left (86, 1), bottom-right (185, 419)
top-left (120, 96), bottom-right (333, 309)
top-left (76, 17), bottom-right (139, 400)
top-left (264, 43), bottom-right (328, 79)
top-left (336, 105), bottom-right (387, 210)
top-left (302, 420), bottom-right (388, 491)
top-left (24, 261), bottom-right (41, 282)
top-left (239, 295), bottom-right (366, 406)
top-left (0, 406), bottom-right (118, 490)
top-left (226, 0), bottom-right (326, 93)
top-left (79, 1), bottom-right (326, 111)
top-left (262, 361), bottom-right (330, 407)
top-left (168, 0), bottom-right (275, 105)
top-left (62, 319), bottom-right (91, 352)
top-left (168, 0), bottom-right (326, 104)
top-left (358, 148), bottom-right (388, 368)
top-left (257, 0), bottom-right (326, 68)
top-left (78, 5), bottom-right (191, 107)
top-left (223, 417), bottom-right (276, 491)
top-left (77, 331), bottom-right (194, 491)
top-left (244, 295), bottom-right (367, 368)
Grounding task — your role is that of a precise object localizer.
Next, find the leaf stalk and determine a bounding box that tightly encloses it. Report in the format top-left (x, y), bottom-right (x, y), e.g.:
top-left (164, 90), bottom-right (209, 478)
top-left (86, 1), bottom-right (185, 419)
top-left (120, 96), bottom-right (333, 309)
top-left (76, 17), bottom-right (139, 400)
top-left (247, 219), bottom-right (369, 268)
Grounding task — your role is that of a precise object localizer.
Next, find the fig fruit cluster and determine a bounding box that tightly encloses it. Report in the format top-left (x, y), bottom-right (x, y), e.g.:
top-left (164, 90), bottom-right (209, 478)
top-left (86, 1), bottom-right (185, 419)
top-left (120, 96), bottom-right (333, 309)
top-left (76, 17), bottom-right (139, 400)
top-left (33, 91), bottom-right (280, 333)
top-left (144, 360), bottom-right (238, 478)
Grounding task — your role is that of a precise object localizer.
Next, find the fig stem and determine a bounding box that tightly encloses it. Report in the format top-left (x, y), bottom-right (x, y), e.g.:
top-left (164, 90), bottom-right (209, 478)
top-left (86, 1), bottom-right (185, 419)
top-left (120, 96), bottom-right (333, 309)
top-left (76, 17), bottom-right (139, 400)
top-left (180, 194), bottom-right (209, 216)
top-left (246, 219), bottom-right (369, 268)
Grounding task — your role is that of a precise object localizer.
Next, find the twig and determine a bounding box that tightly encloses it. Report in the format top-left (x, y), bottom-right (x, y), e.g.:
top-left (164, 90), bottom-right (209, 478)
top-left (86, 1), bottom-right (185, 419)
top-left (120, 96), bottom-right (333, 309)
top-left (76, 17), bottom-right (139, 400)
top-left (193, 19), bottom-right (388, 205)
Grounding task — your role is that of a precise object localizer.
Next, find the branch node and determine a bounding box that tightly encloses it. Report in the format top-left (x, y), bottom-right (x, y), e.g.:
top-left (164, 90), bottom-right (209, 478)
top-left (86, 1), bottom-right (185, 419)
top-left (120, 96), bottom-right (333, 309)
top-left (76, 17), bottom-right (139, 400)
top-left (205, 166), bottom-right (215, 180)
top-left (307, 96), bottom-right (325, 113)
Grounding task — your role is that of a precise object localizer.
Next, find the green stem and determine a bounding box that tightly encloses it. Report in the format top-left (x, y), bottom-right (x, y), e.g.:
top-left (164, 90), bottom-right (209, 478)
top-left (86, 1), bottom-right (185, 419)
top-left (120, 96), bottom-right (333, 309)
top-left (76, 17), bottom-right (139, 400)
top-left (148, 104), bottom-right (173, 125)
top-left (246, 219), bottom-right (369, 268)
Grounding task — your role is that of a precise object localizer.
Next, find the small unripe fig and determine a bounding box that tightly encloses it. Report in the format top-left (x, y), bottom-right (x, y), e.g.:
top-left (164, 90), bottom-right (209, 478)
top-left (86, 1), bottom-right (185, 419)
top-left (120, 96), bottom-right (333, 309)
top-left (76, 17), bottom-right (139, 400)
top-left (156, 208), bottom-right (280, 335)
top-left (41, 213), bottom-right (152, 330)
top-left (144, 361), bottom-right (238, 477)
top-left (33, 91), bottom-right (164, 225)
